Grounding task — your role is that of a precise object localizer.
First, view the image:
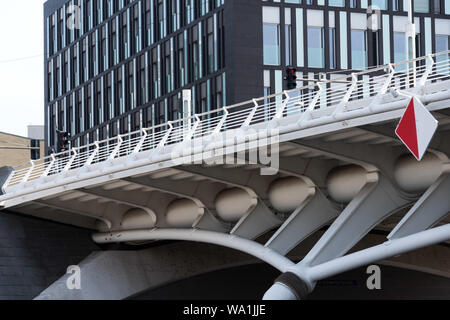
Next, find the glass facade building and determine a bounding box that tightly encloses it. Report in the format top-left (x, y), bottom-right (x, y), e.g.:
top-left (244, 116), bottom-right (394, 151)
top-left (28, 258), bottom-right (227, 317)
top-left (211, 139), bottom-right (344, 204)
top-left (261, 0), bottom-right (450, 103)
top-left (45, 0), bottom-right (450, 153)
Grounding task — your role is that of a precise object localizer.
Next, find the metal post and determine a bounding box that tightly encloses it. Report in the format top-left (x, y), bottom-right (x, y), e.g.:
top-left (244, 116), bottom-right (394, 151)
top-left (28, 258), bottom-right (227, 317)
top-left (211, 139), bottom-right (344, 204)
top-left (182, 89), bottom-right (192, 131)
top-left (406, 0), bottom-right (416, 86)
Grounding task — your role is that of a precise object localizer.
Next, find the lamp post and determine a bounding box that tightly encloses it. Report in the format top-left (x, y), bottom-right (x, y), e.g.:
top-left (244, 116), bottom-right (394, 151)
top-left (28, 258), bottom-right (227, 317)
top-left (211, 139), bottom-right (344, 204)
top-left (406, 0), bottom-right (416, 85)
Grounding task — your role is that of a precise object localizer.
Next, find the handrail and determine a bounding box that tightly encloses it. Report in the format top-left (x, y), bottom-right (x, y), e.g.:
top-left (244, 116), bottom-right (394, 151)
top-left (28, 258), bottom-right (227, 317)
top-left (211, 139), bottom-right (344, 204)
top-left (4, 51), bottom-right (450, 188)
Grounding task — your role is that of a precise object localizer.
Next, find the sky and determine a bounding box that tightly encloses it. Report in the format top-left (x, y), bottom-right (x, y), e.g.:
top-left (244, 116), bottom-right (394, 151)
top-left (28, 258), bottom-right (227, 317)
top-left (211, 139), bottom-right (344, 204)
top-left (0, 0), bottom-right (46, 137)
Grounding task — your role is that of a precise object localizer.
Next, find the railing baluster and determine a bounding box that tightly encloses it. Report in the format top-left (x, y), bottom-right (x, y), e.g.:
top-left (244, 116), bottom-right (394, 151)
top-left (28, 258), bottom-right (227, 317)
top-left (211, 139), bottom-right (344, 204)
top-left (242, 99), bottom-right (260, 127)
top-left (133, 129), bottom-right (148, 154)
top-left (85, 142), bottom-right (100, 165)
top-left (307, 82), bottom-right (324, 112)
top-left (157, 122), bottom-right (174, 148)
top-left (64, 149), bottom-right (78, 171)
top-left (274, 91), bottom-right (290, 119)
top-left (379, 64), bottom-right (395, 94)
top-left (212, 108), bottom-right (229, 135)
top-left (109, 136), bottom-right (123, 159)
top-left (332, 73), bottom-right (358, 116)
top-left (183, 116), bottom-right (201, 142)
top-left (419, 54), bottom-right (435, 86)
top-left (21, 161), bottom-right (35, 183)
top-left (42, 154), bottom-right (56, 177)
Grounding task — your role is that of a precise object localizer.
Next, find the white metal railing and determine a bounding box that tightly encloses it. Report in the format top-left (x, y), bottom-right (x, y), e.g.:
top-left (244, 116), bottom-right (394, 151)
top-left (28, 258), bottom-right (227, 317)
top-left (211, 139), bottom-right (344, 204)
top-left (4, 51), bottom-right (450, 189)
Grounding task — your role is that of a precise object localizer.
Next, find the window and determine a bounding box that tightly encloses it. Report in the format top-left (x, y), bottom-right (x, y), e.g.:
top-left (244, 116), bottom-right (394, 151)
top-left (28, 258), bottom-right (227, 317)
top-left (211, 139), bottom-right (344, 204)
top-left (81, 38), bottom-right (87, 82)
top-left (133, 4), bottom-right (140, 53)
top-left (63, 50), bottom-right (69, 93)
top-left (101, 25), bottom-right (107, 72)
top-left (90, 32), bottom-right (97, 77)
top-left (307, 27), bottom-right (324, 68)
top-left (263, 23), bottom-right (281, 65)
top-left (110, 18), bottom-right (118, 64)
top-left (371, 0), bottom-right (388, 10)
top-left (139, 54), bottom-right (147, 105)
top-left (434, 0), bottom-right (441, 13)
top-left (127, 61), bottom-right (134, 110)
top-left (216, 75), bottom-right (223, 109)
top-left (95, 79), bottom-right (102, 125)
top-left (351, 29), bottom-right (368, 70)
top-left (328, 0), bottom-right (345, 6)
top-left (329, 28), bottom-right (336, 69)
top-left (152, 47), bottom-right (160, 99)
top-left (105, 72), bottom-right (113, 119)
top-left (207, 17), bottom-right (215, 73)
top-left (31, 140), bottom-right (40, 161)
top-left (414, 0), bottom-right (430, 13)
top-left (145, 0), bottom-right (153, 46)
top-left (177, 34), bottom-right (185, 87)
top-left (115, 67), bottom-right (123, 113)
top-left (193, 25), bottom-right (200, 80)
top-left (285, 24), bottom-right (292, 66)
top-left (158, 0), bottom-right (165, 39)
top-left (394, 32), bottom-right (406, 63)
top-left (121, 12), bottom-right (128, 60)
top-left (164, 41), bottom-right (172, 93)
top-left (436, 35), bottom-right (450, 68)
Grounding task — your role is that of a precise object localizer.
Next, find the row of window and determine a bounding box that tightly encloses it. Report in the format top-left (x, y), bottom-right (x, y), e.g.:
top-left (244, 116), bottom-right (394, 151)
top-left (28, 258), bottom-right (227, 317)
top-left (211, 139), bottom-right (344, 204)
top-left (263, 7), bottom-right (450, 70)
top-left (47, 0), bottom-right (225, 57)
top-left (48, 73), bottom-right (226, 146)
top-left (47, 11), bottom-right (225, 103)
top-left (266, 0), bottom-right (450, 14)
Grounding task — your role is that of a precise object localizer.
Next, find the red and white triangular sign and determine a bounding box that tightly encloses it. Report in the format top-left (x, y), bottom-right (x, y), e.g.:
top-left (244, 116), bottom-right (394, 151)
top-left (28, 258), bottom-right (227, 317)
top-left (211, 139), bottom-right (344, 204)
top-left (395, 97), bottom-right (438, 161)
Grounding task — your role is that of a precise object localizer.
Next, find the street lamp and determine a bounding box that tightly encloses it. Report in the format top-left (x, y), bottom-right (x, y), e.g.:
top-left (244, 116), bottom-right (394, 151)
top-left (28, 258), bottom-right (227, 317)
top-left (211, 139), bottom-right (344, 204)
top-left (406, 0), bottom-right (416, 84)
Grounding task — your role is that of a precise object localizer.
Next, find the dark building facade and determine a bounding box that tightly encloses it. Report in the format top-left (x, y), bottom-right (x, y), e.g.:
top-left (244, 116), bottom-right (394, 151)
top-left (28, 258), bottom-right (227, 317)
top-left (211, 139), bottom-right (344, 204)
top-left (44, 0), bottom-right (450, 153)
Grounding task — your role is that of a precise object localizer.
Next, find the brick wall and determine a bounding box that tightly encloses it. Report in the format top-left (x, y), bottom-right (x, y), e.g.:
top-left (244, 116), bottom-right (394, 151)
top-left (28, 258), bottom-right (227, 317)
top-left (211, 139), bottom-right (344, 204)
top-left (0, 210), bottom-right (99, 300)
top-left (0, 132), bottom-right (45, 168)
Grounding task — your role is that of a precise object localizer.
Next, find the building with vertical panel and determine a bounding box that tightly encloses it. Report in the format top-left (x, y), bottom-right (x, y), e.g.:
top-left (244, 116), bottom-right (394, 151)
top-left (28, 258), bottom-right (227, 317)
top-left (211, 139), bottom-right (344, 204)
top-left (44, 0), bottom-right (450, 153)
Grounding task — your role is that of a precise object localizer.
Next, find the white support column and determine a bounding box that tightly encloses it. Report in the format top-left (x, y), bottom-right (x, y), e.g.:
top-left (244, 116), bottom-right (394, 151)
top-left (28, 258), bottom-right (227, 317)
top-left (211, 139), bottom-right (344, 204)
top-left (300, 172), bottom-right (411, 267)
top-left (265, 189), bottom-right (340, 255)
top-left (388, 173), bottom-right (450, 240)
top-left (265, 223), bottom-right (450, 300)
top-left (230, 201), bottom-right (283, 240)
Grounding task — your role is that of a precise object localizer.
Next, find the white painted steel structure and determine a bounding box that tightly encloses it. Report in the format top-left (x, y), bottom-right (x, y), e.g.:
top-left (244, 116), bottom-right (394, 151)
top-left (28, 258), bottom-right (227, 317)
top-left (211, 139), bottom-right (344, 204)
top-left (1, 52), bottom-right (450, 299)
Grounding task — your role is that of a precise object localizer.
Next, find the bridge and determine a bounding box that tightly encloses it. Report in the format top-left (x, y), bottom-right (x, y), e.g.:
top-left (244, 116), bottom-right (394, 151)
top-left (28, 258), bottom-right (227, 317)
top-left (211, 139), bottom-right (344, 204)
top-left (1, 52), bottom-right (450, 300)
